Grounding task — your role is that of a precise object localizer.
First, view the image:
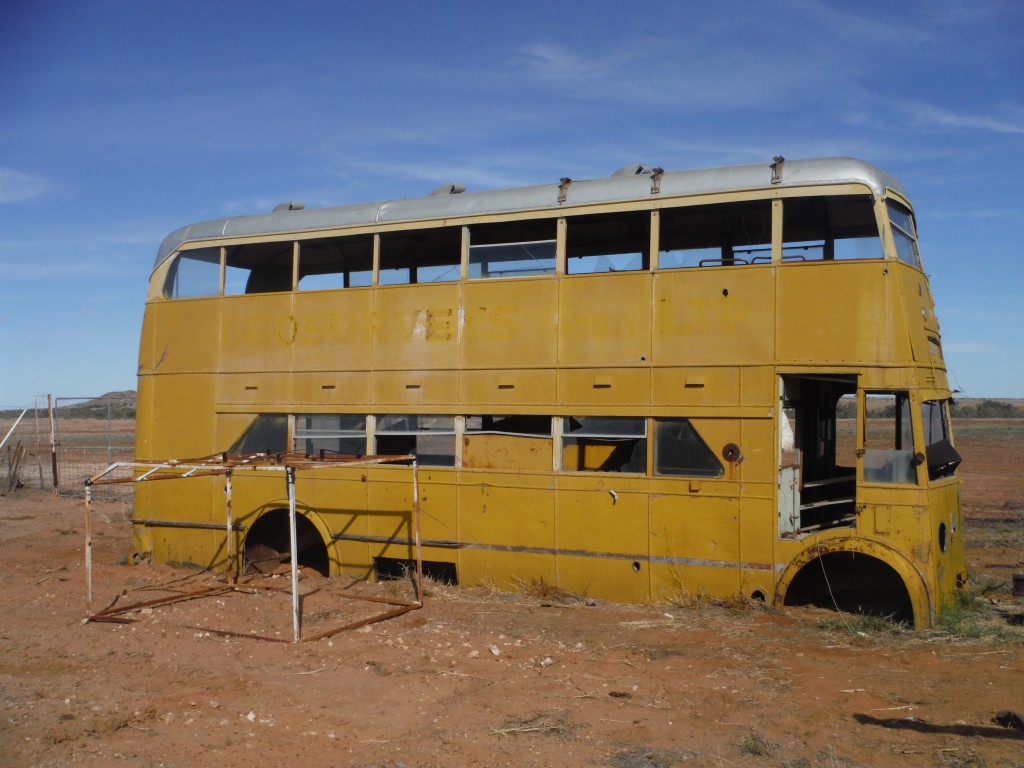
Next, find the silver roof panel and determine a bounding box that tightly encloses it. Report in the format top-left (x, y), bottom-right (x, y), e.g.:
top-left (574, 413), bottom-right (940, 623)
top-left (154, 157), bottom-right (906, 271)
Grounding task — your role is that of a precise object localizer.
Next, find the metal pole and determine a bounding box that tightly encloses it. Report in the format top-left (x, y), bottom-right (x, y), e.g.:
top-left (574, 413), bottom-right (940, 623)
top-left (106, 397), bottom-right (113, 470)
top-left (286, 466), bottom-right (300, 643)
top-left (412, 461), bottom-right (424, 604)
top-left (84, 481), bottom-right (93, 614)
top-left (48, 395), bottom-right (58, 494)
top-left (0, 407), bottom-right (27, 453)
top-left (225, 469), bottom-right (235, 583)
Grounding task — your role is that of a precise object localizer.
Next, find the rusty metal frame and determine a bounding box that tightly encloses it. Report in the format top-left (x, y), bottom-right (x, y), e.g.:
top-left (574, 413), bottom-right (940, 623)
top-left (83, 452), bottom-right (423, 642)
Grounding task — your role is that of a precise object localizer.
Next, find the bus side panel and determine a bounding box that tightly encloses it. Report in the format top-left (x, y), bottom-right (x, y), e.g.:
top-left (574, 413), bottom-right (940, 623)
top-left (559, 273), bottom-right (652, 366)
top-left (365, 468), bottom-right (418, 562)
top-left (293, 289), bottom-right (374, 372)
top-left (220, 293), bottom-right (295, 373)
top-left (461, 279), bottom-right (558, 369)
top-left (142, 476), bottom-right (225, 568)
top-left (145, 299), bottom-right (221, 374)
top-left (456, 473), bottom-right (557, 590)
top-left (411, 470), bottom-right (460, 566)
top-left (738, 493), bottom-right (777, 599)
top-left (776, 263), bottom-right (907, 365)
top-left (929, 477), bottom-right (965, 618)
top-left (146, 373), bottom-right (218, 458)
top-left (649, 492), bottom-right (740, 600)
top-left (373, 283), bottom-right (461, 371)
top-left (653, 268), bottom-right (775, 366)
top-left (554, 475), bottom-right (650, 602)
top-left (298, 473), bottom-right (371, 579)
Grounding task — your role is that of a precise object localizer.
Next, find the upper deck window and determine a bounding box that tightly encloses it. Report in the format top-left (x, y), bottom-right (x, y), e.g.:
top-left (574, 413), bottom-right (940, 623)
top-left (469, 220), bottom-right (557, 279)
top-left (782, 195), bottom-right (881, 261)
top-left (887, 201), bottom-right (922, 269)
top-left (164, 247), bottom-right (220, 298)
top-left (566, 211), bottom-right (648, 274)
top-left (225, 242), bottom-right (293, 294)
top-left (659, 200), bottom-right (772, 268)
top-left (298, 234), bottom-right (373, 290)
top-left (379, 227), bottom-right (461, 285)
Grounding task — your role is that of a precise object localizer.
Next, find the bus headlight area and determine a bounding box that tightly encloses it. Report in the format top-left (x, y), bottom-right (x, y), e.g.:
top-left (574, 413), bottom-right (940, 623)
top-left (121, 156), bottom-right (964, 629)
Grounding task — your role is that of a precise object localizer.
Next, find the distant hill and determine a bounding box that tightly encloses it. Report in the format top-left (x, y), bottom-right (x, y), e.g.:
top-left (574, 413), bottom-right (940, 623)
top-left (56, 391), bottom-right (136, 419)
top-left (0, 391), bottom-right (137, 420)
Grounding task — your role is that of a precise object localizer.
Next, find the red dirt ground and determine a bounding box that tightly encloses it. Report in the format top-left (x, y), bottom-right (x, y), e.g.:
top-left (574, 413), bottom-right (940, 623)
top-left (1, 422), bottom-right (1022, 768)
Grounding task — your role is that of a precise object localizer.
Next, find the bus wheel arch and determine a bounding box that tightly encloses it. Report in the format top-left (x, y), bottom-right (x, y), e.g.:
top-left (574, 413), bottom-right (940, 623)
top-left (242, 506), bottom-right (334, 577)
top-left (774, 538), bottom-right (931, 627)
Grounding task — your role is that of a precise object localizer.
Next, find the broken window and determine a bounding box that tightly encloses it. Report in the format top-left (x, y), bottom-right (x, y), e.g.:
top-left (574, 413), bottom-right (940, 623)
top-left (659, 200), bottom-right (772, 268)
top-left (566, 211), bottom-right (649, 274)
top-left (164, 247), bottom-right (221, 298)
top-left (862, 393), bottom-right (917, 484)
top-left (921, 400), bottom-right (961, 480)
top-left (297, 234), bottom-right (374, 291)
top-left (562, 416), bottom-right (647, 473)
top-left (782, 195), bottom-right (880, 262)
top-left (653, 418), bottom-right (722, 477)
top-left (779, 376), bottom-right (858, 534)
top-left (468, 220), bottom-right (557, 279)
top-left (229, 414), bottom-right (288, 455)
top-left (887, 201), bottom-right (922, 269)
top-left (462, 415), bottom-right (553, 470)
top-left (293, 414), bottom-right (367, 457)
top-left (375, 414), bottom-right (456, 466)
top-left (379, 227), bottom-right (461, 285)
top-left (224, 241), bottom-right (294, 295)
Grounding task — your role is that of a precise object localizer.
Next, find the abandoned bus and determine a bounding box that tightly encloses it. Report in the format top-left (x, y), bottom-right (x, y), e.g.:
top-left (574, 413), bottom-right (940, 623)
top-left (133, 156), bottom-right (965, 625)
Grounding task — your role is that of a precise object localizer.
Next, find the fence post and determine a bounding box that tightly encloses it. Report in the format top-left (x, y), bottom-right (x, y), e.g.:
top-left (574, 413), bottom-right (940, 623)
top-left (48, 394), bottom-right (59, 494)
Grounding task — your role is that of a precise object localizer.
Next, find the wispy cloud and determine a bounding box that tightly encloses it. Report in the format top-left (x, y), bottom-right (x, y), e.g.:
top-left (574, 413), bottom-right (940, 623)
top-left (0, 167), bottom-right (52, 203)
top-left (901, 103), bottom-right (1024, 136)
top-left (515, 43), bottom-right (626, 84)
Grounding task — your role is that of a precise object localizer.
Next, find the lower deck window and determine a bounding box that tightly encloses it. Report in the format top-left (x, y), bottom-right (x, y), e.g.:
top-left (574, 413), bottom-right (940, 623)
top-left (562, 416), bottom-right (646, 473)
top-left (462, 415), bottom-right (553, 471)
top-left (294, 414), bottom-right (367, 456)
top-left (653, 418), bottom-right (722, 477)
top-left (921, 399), bottom-right (961, 480)
top-left (375, 414), bottom-right (456, 466)
top-left (862, 393), bottom-right (917, 484)
top-left (230, 414), bottom-right (288, 455)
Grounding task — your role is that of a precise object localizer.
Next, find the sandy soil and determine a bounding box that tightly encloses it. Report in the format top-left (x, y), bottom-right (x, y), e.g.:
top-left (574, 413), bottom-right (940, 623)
top-left (1, 424), bottom-right (1023, 768)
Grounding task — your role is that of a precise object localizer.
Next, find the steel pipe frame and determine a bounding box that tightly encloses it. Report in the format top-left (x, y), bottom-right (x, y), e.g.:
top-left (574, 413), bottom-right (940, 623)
top-left (83, 453), bottom-right (422, 642)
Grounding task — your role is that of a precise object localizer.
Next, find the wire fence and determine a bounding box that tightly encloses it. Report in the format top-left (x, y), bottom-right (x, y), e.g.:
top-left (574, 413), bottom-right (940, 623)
top-left (53, 395), bottom-right (136, 503)
top-left (0, 395), bottom-right (136, 504)
top-left (0, 403), bottom-right (50, 496)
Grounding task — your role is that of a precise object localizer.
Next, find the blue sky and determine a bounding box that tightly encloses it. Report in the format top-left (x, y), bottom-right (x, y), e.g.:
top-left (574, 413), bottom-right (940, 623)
top-left (1, 0), bottom-right (1022, 406)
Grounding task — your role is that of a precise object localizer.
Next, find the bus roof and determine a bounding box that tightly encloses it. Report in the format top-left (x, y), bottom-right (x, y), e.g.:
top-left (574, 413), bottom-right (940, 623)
top-left (154, 156), bottom-right (905, 271)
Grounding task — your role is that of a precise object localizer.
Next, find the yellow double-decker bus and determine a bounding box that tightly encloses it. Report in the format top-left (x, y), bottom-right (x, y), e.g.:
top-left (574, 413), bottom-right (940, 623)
top-left (134, 156), bottom-right (965, 626)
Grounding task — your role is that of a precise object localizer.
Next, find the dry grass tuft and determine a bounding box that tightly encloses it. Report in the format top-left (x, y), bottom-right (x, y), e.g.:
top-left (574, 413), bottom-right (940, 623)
top-left (607, 745), bottom-right (701, 767)
top-left (492, 709), bottom-right (578, 738)
top-left (511, 575), bottom-right (582, 605)
top-left (737, 730), bottom-right (774, 757)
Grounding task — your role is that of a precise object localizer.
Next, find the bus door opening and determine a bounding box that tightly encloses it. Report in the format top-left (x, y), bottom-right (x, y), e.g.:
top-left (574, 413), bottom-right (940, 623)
top-left (778, 375), bottom-right (858, 536)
